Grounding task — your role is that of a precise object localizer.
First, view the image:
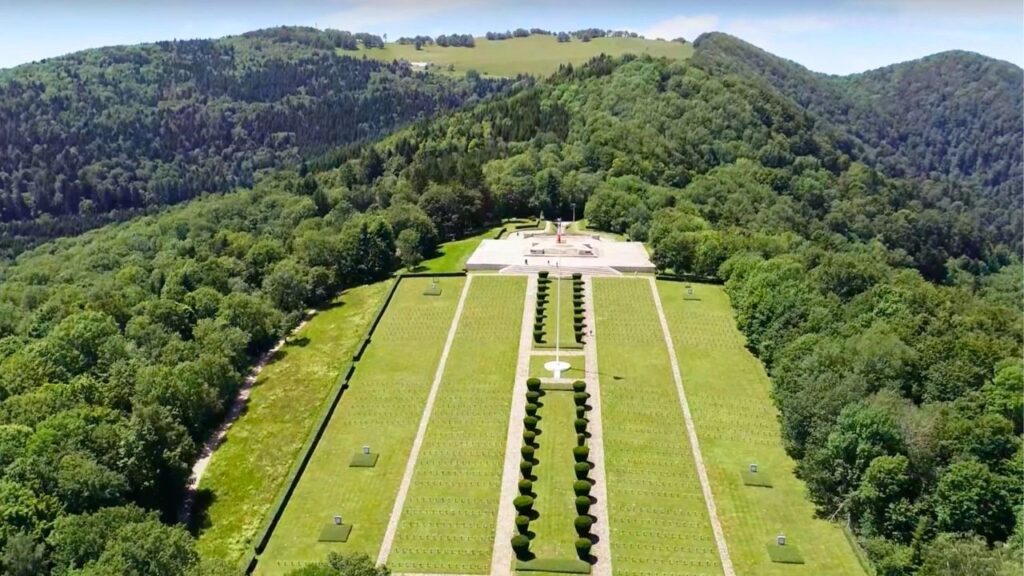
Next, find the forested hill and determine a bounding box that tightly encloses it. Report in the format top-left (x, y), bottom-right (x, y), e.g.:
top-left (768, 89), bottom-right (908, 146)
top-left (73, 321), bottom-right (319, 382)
top-left (693, 32), bottom-right (1023, 228)
top-left (0, 26), bottom-right (510, 251)
top-left (0, 39), bottom-right (1020, 575)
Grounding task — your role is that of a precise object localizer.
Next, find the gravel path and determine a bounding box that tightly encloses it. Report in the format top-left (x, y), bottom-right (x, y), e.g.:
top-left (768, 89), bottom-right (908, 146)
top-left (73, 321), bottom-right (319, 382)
top-left (581, 275), bottom-right (613, 576)
top-left (489, 273), bottom-right (537, 576)
top-left (648, 277), bottom-right (735, 576)
top-left (377, 276), bottom-right (474, 566)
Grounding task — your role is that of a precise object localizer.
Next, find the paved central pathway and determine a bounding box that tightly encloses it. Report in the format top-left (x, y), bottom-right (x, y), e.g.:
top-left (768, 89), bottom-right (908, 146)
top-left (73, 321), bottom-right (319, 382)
top-left (581, 275), bottom-right (613, 576)
top-left (377, 275), bottom-right (474, 566)
top-left (490, 274), bottom-right (536, 575)
top-left (648, 277), bottom-right (735, 576)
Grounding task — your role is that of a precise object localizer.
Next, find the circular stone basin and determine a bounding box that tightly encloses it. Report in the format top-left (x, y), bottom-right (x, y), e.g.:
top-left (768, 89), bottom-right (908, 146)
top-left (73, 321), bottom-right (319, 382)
top-left (544, 360), bottom-right (572, 378)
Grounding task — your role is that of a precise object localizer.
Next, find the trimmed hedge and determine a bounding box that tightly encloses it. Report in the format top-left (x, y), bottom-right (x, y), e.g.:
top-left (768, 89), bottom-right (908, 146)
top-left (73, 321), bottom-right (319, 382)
top-left (575, 495), bottom-right (591, 514)
top-left (656, 272), bottom-right (723, 284)
top-left (511, 534), bottom-right (531, 557)
top-left (573, 391), bottom-right (590, 406)
top-left (518, 479), bottom-right (533, 495)
top-left (573, 313), bottom-right (584, 323)
top-left (574, 417), bottom-right (588, 433)
top-left (515, 559), bottom-right (591, 574)
top-left (516, 514), bottom-right (530, 534)
top-left (520, 459), bottom-right (534, 473)
top-left (526, 390), bottom-right (541, 402)
top-left (574, 515), bottom-right (594, 536)
top-left (572, 380), bottom-right (586, 392)
top-left (575, 538), bottom-right (593, 560)
top-left (572, 272), bottom-right (582, 280)
top-left (573, 445), bottom-right (590, 462)
top-left (524, 416), bottom-right (539, 430)
top-left (575, 405), bottom-right (586, 418)
top-left (576, 433), bottom-right (586, 446)
top-left (539, 271), bottom-right (550, 279)
top-left (573, 480), bottom-right (592, 496)
top-left (513, 495), bottom-right (535, 512)
top-left (574, 461), bottom-right (591, 479)
top-left (523, 429), bottom-right (536, 445)
top-left (526, 377), bottom-right (541, 391)
top-left (521, 445), bottom-right (536, 461)
top-left (533, 330), bottom-right (544, 343)
top-left (525, 403), bottom-right (539, 416)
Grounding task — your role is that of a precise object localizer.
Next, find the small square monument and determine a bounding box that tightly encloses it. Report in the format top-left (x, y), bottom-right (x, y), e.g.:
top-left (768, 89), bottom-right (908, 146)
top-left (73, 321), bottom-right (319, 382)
top-left (741, 462), bottom-right (773, 487)
top-left (318, 516), bottom-right (352, 542)
top-left (349, 446), bottom-right (379, 467)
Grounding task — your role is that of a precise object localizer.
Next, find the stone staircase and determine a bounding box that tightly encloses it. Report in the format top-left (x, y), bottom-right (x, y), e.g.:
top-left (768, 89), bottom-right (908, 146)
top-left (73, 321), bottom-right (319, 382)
top-left (498, 264), bottom-right (622, 277)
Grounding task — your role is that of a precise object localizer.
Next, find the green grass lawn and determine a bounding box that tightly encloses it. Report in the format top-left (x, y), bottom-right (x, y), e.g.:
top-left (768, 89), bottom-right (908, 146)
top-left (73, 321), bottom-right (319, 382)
top-left (195, 281), bottom-right (389, 565)
top-left (565, 219), bottom-right (625, 241)
top-left (535, 279), bottom-right (583, 351)
top-left (592, 277), bottom-right (722, 576)
top-left (254, 277), bottom-right (466, 574)
top-left (388, 275), bottom-right (526, 574)
top-left (657, 282), bottom-right (867, 576)
top-left (354, 35), bottom-right (693, 77)
top-left (528, 391), bottom-right (584, 561)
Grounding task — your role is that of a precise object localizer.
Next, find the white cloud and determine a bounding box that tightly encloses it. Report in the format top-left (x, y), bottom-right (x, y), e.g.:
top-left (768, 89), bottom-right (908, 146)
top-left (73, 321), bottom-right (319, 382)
top-left (321, 0), bottom-right (481, 31)
top-left (642, 14), bottom-right (719, 42)
top-left (642, 13), bottom-right (837, 50)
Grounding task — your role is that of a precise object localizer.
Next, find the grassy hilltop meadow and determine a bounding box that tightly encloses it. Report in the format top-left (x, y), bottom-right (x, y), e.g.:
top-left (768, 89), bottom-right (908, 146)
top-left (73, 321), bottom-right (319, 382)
top-left (0, 24), bottom-right (1020, 576)
top-left (354, 34), bottom-right (694, 77)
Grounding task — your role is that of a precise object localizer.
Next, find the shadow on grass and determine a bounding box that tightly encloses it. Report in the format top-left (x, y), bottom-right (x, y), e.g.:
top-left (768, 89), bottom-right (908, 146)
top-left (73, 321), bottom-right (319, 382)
top-left (288, 336), bottom-right (310, 347)
top-left (188, 488), bottom-right (217, 534)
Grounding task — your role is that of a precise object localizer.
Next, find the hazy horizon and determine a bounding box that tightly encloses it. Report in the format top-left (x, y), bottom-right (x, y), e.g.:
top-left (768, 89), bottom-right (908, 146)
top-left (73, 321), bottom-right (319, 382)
top-left (0, 0), bottom-right (1021, 74)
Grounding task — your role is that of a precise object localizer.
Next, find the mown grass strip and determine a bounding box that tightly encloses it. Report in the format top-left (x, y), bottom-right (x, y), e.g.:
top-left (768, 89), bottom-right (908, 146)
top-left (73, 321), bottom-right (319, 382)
top-left (254, 277), bottom-right (465, 572)
top-left (658, 281), bottom-right (866, 576)
top-left (388, 276), bottom-right (526, 574)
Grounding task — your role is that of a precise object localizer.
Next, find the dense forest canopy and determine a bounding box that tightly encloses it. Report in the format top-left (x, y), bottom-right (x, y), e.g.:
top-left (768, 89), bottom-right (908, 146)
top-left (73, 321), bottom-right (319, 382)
top-left (0, 26), bottom-right (510, 254)
top-left (0, 29), bottom-right (1020, 576)
top-left (693, 32), bottom-right (1023, 248)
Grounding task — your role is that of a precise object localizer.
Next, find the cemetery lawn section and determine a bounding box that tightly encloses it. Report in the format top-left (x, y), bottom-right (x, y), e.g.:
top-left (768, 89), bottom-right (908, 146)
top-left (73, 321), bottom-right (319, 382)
top-left (592, 277), bottom-right (723, 576)
top-left (255, 277), bottom-right (465, 574)
top-left (196, 281), bottom-right (390, 565)
top-left (528, 391), bottom-right (584, 561)
top-left (354, 35), bottom-right (692, 77)
top-left (657, 281), bottom-right (867, 576)
top-left (388, 275), bottom-right (526, 574)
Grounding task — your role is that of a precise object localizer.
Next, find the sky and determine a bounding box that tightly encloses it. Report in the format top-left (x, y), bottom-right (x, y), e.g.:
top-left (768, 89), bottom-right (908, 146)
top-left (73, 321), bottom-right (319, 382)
top-left (0, 0), bottom-right (1021, 74)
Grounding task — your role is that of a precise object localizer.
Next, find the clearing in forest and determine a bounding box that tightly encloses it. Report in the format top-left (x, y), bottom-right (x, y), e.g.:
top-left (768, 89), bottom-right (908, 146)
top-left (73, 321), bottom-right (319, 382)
top-left (354, 35), bottom-right (693, 77)
top-left (206, 233), bottom-right (867, 576)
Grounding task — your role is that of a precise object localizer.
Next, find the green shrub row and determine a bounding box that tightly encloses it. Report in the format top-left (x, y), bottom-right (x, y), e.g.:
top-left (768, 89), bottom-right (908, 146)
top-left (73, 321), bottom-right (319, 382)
top-left (572, 277), bottom-right (585, 343)
top-left (514, 368), bottom-right (544, 560)
top-left (568, 373), bottom-right (596, 561)
top-left (535, 272), bottom-right (548, 343)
